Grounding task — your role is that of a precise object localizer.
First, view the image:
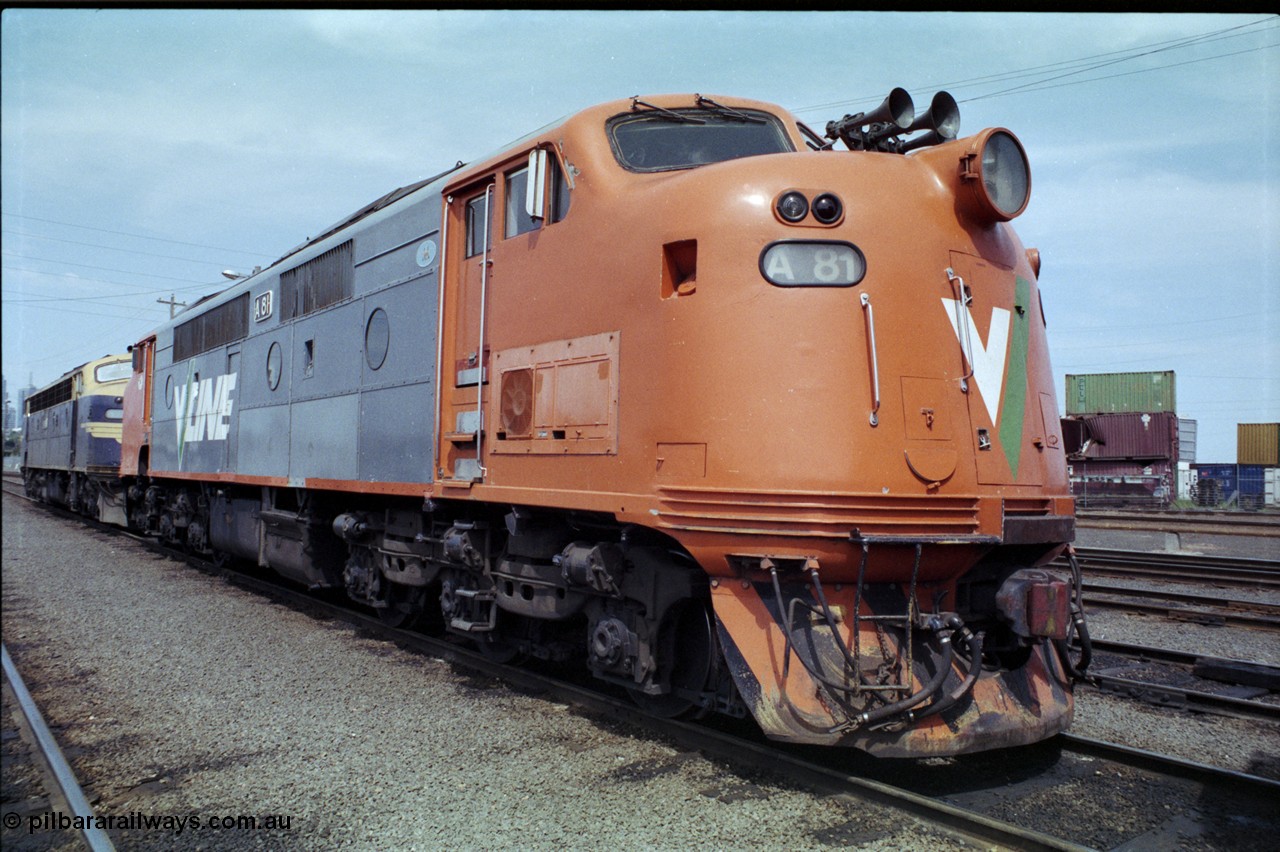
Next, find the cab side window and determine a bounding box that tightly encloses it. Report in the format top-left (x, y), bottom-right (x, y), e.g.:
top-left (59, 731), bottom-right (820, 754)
top-left (504, 152), bottom-right (571, 238)
top-left (465, 194), bottom-right (492, 258)
top-left (504, 166), bottom-right (540, 238)
top-left (549, 157), bottom-right (570, 224)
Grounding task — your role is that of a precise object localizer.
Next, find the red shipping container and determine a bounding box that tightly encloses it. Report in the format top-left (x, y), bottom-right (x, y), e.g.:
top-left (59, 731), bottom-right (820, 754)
top-left (1061, 412), bottom-right (1178, 461)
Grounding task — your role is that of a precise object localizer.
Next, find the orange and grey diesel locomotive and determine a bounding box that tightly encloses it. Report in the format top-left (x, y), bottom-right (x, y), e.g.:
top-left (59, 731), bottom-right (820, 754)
top-left (107, 90), bottom-right (1090, 757)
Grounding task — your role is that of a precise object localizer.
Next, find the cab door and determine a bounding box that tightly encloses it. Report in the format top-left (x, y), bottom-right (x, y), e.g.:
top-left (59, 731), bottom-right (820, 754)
top-left (438, 182), bottom-right (495, 482)
top-left (121, 336), bottom-right (156, 477)
top-left (437, 153), bottom-right (557, 482)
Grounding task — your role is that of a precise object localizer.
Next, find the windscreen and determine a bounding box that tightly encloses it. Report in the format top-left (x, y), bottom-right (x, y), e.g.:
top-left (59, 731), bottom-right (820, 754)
top-left (608, 110), bottom-right (792, 172)
top-left (95, 360), bottom-right (133, 383)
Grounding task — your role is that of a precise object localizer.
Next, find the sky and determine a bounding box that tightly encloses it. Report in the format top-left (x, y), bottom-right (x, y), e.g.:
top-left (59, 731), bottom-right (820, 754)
top-left (2, 10), bottom-right (1276, 463)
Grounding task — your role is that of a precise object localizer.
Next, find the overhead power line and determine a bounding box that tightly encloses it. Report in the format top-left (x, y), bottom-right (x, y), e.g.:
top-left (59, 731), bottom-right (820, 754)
top-left (0, 266), bottom-right (225, 300)
top-left (0, 212), bottom-right (275, 258)
top-left (2, 228), bottom-right (258, 266)
top-left (794, 16), bottom-right (1278, 115)
top-left (1055, 309), bottom-right (1280, 333)
top-left (963, 40), bottom-right (1278, 104)
top-left (0, 250), bottom-right (213, 284)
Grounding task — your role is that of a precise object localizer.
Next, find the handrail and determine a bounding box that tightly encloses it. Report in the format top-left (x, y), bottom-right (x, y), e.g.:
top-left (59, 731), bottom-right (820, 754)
top-left (474, 184), bottom-right (494, 480)
top-left (860, 292), bottom-right (881, 427)
top-left (946, 267), bottom-right (974, 393)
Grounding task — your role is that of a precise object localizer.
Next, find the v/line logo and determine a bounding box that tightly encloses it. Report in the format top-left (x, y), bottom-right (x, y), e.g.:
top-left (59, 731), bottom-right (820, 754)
top-left (940, 299), bottom-right (1011, 426)
top-left (175, 372), bottom-right (238, 444)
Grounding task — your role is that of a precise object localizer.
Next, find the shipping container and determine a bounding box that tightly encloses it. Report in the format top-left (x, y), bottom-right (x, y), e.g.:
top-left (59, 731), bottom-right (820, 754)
top-left (1266, 468), bottom-right (1279, 508)
top-left (1237, 423), bottom-right (1280, 466)
top-left (1059, 418), bottom-right (1089, 456)
top-left (1068, 458), bottom-right (1173, 508)
top-left (1178, 418), bottom-right (1197, 464)
top-left (1059, 412), bottom-right (1178, 461)
top-left (1177, 461), bottom-right (1193, 501)
top-left (1192, 463), bottom-right (1275, 510)
top-left (1239, 465), bottom-right (1268, 511)
top-left (1065, 370), bottom-right (1176, 415)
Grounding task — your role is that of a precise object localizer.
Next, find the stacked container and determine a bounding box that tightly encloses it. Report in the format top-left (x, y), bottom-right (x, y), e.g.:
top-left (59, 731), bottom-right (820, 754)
top-left (1061, 372), bottom-right (1180, 508)
top-left (1187, 426), bottom-right (1280, 510)
top-left (1065, 371), bottom-right (1176, 416)
top-left (1237, 423), bottom-right (1280, 466)
top-left (1192, 463), bottom-right (1275, 510)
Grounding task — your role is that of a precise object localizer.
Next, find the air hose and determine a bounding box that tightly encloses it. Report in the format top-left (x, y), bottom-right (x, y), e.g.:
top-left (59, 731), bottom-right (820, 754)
top-left (1054, 547), bottom-right (1094, 682)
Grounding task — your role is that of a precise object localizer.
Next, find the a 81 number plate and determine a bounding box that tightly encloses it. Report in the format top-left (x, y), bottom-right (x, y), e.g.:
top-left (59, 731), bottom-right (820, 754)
top-left (760, 241), bottom-right (865, 287)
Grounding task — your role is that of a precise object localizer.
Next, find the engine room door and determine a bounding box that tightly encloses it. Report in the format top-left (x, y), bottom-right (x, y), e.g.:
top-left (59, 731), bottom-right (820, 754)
top-left (225, 348), bottom-right (240, 472)
top-left (439, 182), bottom-right (494, 482)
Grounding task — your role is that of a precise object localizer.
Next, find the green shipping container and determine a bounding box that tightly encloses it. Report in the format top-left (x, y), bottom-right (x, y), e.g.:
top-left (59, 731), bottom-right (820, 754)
top-left (1065, 371), bottom-right (1176, 415)
top-left (1237, 423), bottom-right (1280, 466)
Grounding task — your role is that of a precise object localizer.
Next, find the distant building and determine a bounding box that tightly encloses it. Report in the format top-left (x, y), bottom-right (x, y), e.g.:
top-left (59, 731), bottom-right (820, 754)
top-left (17, 374), bottom-right (37, 425)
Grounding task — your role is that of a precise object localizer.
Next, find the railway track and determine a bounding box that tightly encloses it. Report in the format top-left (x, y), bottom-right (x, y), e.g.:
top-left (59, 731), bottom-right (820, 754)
top-left (1082, 581), bottom-right (1280, 630)
top-left (167, 537), bottom-right (1280, 851)
top-left (1077, 510), bottom-right (1280, 537)
top-left (6, 484), bottom-right (1277, 850)
top-left (2, 644), bottom-right (116, 851)
top-left (1063, 547), bottom-right (1280, 589)
top-left (1082, 638), bottom-right (1280, 723)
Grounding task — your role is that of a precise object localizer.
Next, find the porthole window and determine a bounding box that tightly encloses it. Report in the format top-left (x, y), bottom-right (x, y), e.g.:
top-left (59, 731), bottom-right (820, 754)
top-left (365, 308), bottom-right (390, 371)
top-left (266, 341), bottom-right (282, 390)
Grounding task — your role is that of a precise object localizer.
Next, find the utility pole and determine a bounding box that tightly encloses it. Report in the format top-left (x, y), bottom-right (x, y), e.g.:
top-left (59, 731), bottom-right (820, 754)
top-left (157, 293), bottom-right (186, 318)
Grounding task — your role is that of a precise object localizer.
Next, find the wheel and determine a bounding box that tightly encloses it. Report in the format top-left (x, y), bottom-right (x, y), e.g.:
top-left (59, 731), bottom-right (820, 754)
top-left (474, 634), bottom-right (522, 663)
top-left (377, 585), bottom-right (427, 629)
top-left (628, 602), bottom-right (721, 719)
top-left (473, 613), bottom-right (530, 663)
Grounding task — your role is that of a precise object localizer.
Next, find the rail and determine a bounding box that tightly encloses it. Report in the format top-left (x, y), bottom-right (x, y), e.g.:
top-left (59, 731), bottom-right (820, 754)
top-left (1076, 510), bottom-right (1280, 537)
top-left (1082, 582), bottom-right (1280, 630)
top-left (1057, 547), bottom-right (1280, 589)
top-left (2, 643), bottom-right (116, 852)
top-left (1083, 638), bottom-right (1280, 723)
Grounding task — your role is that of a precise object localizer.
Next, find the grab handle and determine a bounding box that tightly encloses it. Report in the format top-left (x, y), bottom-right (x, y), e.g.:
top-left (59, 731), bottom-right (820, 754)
top-left (860, 292), bottom-right (881, 427)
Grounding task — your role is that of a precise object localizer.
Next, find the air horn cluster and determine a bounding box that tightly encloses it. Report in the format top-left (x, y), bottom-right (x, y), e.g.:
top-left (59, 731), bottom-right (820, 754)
top-left (825, 89), bottom-right (960, 154)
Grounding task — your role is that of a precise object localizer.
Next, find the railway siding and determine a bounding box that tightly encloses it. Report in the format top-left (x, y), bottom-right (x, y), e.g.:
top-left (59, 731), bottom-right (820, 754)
top-left (5, 485), bottom-right (1279, 849)
top-left (1, 492), bottom-right (968, 851)
top-left (1075, 511), bottom-right (1280, 560)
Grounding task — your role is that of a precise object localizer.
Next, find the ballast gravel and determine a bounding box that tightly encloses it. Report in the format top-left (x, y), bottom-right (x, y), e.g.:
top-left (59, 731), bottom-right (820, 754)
top-left (1, 495), bottom-right (967, 851)
top-left (4, 493), bottom-right (1279, 849)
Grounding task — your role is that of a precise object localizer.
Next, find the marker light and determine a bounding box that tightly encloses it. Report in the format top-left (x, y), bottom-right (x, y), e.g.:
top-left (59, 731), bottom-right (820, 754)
top-left (811, 193), bottom-right (843, 225)
top-left (776, 191), bottom-right (809, 223)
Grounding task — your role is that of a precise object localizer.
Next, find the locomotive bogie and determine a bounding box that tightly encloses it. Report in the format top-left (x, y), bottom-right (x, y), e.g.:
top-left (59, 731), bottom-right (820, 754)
top-left (26, 92), bottom-right (1088, 757)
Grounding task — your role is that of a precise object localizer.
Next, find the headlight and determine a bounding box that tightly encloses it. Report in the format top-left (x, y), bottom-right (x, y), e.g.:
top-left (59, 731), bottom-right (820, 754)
top-left (962, 128), bottom-right (1030, 221)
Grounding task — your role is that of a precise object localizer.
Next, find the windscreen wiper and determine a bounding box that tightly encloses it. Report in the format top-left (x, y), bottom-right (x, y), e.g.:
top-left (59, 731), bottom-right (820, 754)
top-left (695, 94), bottom-right (766, 123)
top-left (630, 97), bottom-right (706, 124)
